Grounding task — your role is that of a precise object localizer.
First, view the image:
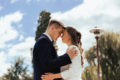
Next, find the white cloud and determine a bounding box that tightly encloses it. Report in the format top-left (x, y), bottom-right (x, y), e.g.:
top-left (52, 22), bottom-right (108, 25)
top-left (8, 37), bottom-right (35, 66)
top-left (26, 0), bottom-right (32, 4)
top-left (10, 0), bottom-right (32, 4)
top-left (0, 52), bottom-right (11, 76)
top-left (10, 0), bottom-right (57, 4)
top-left (52, 0), bottom-right (120, 74)
top-left (45, 0), bottom-right (56, 2)
top-left (19, 35), bottom-right (24, 41)
top-left (56, 38), bottom-right (67, 56)
top-left (0, 35), bottom-right (35, 76)
top-left (51, 0), bottom-right (120, 51)
top-left (18, 24), bottom-right (23, 28)
top-left (0, 11), bottom-right (25, 76)
top-left (0, 11), bottom-right (23, 48)
top-left (0, 6), bottom-right (3, 11)
top-left (10, 0), bottom-right (19, 4)
top-left (36, 0), bottom-right (41, 2)
top-left (0, 37), bottom-right (35, 76)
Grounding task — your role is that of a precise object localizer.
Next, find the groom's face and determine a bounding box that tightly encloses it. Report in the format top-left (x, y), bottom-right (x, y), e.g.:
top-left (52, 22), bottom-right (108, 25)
top-left (52, 26), bottom-right (63, 41)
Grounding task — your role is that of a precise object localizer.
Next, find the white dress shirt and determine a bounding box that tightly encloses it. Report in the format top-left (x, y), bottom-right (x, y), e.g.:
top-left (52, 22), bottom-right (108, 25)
top-left (44, 33), bottom-right (52, 42)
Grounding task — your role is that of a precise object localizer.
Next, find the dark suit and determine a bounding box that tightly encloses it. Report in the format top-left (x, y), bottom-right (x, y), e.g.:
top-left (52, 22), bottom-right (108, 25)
top-left (33, 34), bottom-right (72, 80)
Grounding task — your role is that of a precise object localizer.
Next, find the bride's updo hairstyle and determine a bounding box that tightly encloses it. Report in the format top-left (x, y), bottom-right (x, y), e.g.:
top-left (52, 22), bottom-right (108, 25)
top-left (65, 26), bottom-right (84, 67)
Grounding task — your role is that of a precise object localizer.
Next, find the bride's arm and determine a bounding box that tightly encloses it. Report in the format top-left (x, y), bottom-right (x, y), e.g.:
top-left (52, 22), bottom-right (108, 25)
top-left (41, 73), bottom-right (62, 80)
top-left (42, 60), bottom-right (81, 80)
top-left (41, 59), bottom-right (81, 80)
top-left (61, 47), bottom-right (82, 79)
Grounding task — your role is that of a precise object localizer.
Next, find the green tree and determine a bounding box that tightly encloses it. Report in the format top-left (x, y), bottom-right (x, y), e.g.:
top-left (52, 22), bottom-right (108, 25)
top-left (81, 47), bottom-right (98, 80)
top-left (35, 10), bottom-right (51, 41)
top-left (85, 32), bottom-right (120, 80)
top-left (82, 66), bottom-right (98, 80)
top-left (0, 57), bottom-right (32, 80)
top-left (35, 10), bottom-right (58, 50)
top-left (32, 10), bottom-right (51, 69)
top-left (99, 32), bottom-right (120, 80)
top-left (85, 46), bottom-right (97, 66)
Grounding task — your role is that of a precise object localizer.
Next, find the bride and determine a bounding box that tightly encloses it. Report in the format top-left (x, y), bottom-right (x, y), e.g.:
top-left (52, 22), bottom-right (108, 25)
top-left (41, 26), bottom-right (84, 80)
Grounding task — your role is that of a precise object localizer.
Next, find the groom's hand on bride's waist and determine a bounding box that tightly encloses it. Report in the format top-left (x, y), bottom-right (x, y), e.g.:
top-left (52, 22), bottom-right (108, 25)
top-left (66, 47), bottom-right (77, 60)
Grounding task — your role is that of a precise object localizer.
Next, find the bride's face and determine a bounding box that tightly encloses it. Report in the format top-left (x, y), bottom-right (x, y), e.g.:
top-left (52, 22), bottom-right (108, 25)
top-left (61, 30), bottom-right (71, 43)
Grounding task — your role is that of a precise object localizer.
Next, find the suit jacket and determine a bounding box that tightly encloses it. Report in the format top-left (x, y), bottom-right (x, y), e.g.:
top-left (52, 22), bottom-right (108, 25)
top-left (33, 34), bottom-right (72, 80)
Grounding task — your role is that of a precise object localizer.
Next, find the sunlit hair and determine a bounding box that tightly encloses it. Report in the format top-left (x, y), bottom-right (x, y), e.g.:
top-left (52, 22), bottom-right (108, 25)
top-left (65, 26), bottom-right (84, 67)
top-left (48, 19), bottom-right (65, 29)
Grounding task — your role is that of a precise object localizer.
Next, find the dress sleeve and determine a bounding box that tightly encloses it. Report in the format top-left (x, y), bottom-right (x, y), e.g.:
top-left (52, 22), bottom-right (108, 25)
top-left (61, 46), bottom-right (82, 79)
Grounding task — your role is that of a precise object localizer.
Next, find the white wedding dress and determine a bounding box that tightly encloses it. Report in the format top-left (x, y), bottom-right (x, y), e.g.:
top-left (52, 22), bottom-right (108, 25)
top-left (60, 45), bottom-right (83, 80)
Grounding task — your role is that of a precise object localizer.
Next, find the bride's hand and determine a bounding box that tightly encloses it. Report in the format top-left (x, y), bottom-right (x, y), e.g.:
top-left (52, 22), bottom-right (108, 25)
top-left (66, 47), bottom-right (77, 59)
top-left (41, 73), bottom-right (55, 80)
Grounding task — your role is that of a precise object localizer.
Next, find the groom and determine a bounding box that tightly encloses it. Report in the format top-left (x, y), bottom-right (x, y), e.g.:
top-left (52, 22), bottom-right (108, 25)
top-left (33, 20), bottom-right (77, 80)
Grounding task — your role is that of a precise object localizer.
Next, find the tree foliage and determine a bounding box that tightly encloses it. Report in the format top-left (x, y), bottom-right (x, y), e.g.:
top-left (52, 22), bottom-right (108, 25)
top-left (85, 46), bottom-right (97, 66)
top-left (99, 32), bottom-right (120, 80)
top-left (35, 10), bottom-right (51, 41)
top-left (0, 58), bottom-right (32, 80)
top-left (82, 66), bottom-right (98, 80)
top-left (35, 10), bottom-right (58, 50)
top-left (85, 32), bottom-right (120, 80)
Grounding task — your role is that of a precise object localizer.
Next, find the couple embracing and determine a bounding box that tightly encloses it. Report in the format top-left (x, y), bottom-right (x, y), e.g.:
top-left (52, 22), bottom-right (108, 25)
top-left (33, 19), bottom-right (84, 80)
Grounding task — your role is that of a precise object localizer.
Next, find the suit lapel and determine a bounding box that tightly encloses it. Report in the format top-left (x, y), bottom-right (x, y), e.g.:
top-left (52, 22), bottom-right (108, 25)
top-left (41, 34), bottom-right (58, 57)
top-left (41, 34), bottom-right (52, 43)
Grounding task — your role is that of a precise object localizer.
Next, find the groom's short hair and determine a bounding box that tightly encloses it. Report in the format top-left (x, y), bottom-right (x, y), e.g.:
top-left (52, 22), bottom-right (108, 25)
top-left (48, 19), bottom-right (65, 29)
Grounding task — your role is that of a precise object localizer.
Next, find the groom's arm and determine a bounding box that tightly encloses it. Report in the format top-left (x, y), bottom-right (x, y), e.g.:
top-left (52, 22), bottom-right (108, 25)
top-left (38, 39), bottom-right (72, 71)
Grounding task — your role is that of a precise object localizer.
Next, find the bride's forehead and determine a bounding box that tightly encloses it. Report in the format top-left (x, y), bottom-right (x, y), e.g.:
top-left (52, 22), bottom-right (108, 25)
top-left (62, 30), bottom-right (68, 35)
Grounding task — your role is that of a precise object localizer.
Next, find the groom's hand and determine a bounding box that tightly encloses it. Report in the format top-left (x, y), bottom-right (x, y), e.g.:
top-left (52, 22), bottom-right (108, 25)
top-left (67, 47), bottom-right (77, 59)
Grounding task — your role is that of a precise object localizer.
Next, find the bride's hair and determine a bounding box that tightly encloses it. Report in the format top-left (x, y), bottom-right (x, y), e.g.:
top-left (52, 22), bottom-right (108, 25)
top-left (65, 26), bottom-right (84, 67)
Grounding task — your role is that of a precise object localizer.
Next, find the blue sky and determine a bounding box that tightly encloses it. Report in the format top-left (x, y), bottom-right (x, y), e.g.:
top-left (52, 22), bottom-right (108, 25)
top-left (0, 0), bottom-right (120, 77)
top-left (0, 0), bottom-right (83, 37)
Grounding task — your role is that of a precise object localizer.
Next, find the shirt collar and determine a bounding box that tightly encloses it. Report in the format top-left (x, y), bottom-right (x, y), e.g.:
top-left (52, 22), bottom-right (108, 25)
top-left (44, 33), bottom-right (53, 42)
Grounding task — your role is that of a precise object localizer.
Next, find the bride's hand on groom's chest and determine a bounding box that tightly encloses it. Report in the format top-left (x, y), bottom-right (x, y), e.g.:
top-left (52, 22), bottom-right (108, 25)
top-left (66, 47), bottom-right (77, 59)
